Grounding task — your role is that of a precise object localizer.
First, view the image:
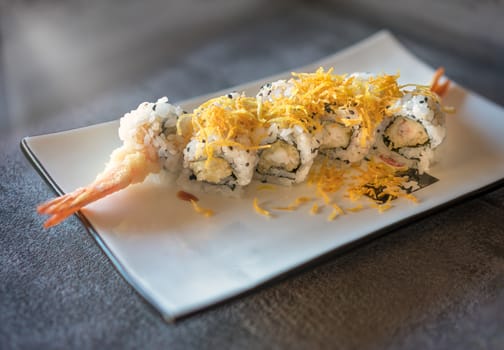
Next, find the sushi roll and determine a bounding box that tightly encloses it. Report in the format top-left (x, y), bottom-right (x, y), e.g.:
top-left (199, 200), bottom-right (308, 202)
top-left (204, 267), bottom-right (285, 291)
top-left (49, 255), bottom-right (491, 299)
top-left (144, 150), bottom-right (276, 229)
top-left (373, 91), bottom-right (446, 173)
top-left (255, 80), bottom-right (321, 185)
top-left (180, 93), bottom-right (261, 195)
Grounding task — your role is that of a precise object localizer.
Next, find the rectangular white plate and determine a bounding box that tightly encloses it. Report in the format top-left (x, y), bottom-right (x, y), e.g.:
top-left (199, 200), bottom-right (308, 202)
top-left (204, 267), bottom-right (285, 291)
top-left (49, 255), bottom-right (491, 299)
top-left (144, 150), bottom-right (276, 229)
top-left (22, 31), bottom-right (504, 321)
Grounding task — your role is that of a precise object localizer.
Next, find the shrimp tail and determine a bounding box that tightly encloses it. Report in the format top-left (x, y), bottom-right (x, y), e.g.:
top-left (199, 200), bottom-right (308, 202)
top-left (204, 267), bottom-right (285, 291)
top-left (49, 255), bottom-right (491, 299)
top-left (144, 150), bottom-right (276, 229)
top-left (430, 67), bottom-right (450, 97)
top-left (37, 148), bottom-right (160, 228)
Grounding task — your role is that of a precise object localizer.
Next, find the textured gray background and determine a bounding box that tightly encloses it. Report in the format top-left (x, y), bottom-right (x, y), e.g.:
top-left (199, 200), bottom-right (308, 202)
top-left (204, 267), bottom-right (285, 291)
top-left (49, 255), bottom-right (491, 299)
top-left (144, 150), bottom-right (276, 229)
top-left (1, 1), bottom-right (503, 349)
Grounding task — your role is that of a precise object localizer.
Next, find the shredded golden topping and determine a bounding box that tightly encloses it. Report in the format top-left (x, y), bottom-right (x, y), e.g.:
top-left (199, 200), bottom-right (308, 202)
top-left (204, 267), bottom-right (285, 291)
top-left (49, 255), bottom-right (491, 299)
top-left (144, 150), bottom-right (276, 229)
top-left (346, 159), bottom-right (418, 204)
top-left (328, 203), bottom-right (344, 221)
top-left (254, 69), bottom-right (405, 152)
top-left (189, 95), bottom-right (265, 159)
top-left (253, 197), bottom-right (272, 217)
top-left (256, 184), bottom-right (277, 191)
top-left (305, 157), bottom-right (418, 219)
top-left (179, 68), bottom-right (444, 164)
top-left (259, 100), bottom-right (316, 133)
top-left (307, 158), bottom-right (346, 204)
top-left (190, 199), bottom-right (215, 217)
top-left (346, 204), bottom-right (364, 212)
top-left (310, 203), bottom-right (320, 215)
top-left (273, 196), bottom-right (312, 211)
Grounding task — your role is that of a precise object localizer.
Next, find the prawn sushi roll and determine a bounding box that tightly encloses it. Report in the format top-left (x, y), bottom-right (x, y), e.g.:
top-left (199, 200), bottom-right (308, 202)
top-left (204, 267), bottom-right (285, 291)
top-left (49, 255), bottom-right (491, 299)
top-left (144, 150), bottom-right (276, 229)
top-left (179, 93), bottom-right (261, 195)
top-left (318, 106), bottom-right (374, 164)
top-left (255, 122), bottom-right (320, 185)
top-left (373, 91), bottom-right (446, 173)
top-left (315, 72), bottom-right (403, 165)
top-left (255, 79), bottom-right (321, 185)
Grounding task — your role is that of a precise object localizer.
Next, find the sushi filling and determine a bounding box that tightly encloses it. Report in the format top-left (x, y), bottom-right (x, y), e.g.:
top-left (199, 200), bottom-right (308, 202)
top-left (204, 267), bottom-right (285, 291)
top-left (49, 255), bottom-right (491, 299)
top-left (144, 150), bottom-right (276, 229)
top-left (383, 116), bottom-right (429, 149)
top-left (189, 158), bottom-right (233, 184)
top-left (257, 141), bottom-right (300, 174)
top-left (320, 121), bottom-right (352, 149)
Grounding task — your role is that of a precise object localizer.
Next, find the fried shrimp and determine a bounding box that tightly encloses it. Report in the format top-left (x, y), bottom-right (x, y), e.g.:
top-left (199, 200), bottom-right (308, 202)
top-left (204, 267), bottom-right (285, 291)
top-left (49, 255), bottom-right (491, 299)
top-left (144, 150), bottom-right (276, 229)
top-left (37, 147), bottom-right (161, 228)
top-left (37, 97), bottom-right (184, 228)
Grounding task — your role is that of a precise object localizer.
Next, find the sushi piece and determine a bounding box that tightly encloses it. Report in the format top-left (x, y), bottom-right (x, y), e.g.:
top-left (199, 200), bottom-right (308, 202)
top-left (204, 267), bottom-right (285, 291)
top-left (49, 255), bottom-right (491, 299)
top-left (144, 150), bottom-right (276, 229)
top-left (37, 97), bottom-right (185, 227)
top-left (179, 93), bottom-right (261, 195)
top-left (255, 122), bottom-right (320, 185)
top-left (314, 72), bottom-right (404, 165)
top-left (373, 90), bottom-right (446, 173)
top-left (318, 106), bottom-right (371, 164)
top-left (255, 80), bottom-right (321, 185)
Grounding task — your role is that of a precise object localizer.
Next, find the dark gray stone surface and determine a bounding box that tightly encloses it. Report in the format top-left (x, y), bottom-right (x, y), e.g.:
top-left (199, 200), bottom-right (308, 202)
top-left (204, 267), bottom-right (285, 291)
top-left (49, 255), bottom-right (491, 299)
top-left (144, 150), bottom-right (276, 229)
top-left (1, 2), bottom-right (503, 349)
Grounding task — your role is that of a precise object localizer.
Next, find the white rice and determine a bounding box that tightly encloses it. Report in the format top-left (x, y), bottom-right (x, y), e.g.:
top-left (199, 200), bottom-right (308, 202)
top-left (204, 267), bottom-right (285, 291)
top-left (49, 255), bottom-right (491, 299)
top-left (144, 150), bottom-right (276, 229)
top-left (256, 80), bottom-right (295, 102)
top-left (118, 96), bottom-right (185, 173)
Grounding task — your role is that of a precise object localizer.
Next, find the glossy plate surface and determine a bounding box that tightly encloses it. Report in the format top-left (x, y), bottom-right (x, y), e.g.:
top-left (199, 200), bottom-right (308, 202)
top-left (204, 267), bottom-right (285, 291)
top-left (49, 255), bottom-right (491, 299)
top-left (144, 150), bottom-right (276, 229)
top-left (22, 31), bottom-right (504, 320)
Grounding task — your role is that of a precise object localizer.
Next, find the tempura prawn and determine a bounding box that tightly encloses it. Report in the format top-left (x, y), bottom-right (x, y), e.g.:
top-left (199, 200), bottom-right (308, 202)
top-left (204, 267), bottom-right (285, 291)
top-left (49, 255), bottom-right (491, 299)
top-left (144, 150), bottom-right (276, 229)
top-left (37, 97), bottom-right (185, 227)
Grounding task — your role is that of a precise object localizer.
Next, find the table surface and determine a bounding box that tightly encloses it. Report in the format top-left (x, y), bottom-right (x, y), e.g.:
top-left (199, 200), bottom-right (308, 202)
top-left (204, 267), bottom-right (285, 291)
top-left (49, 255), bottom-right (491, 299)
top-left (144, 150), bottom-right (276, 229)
top-left (1, 2), bottom-right (503, 349)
